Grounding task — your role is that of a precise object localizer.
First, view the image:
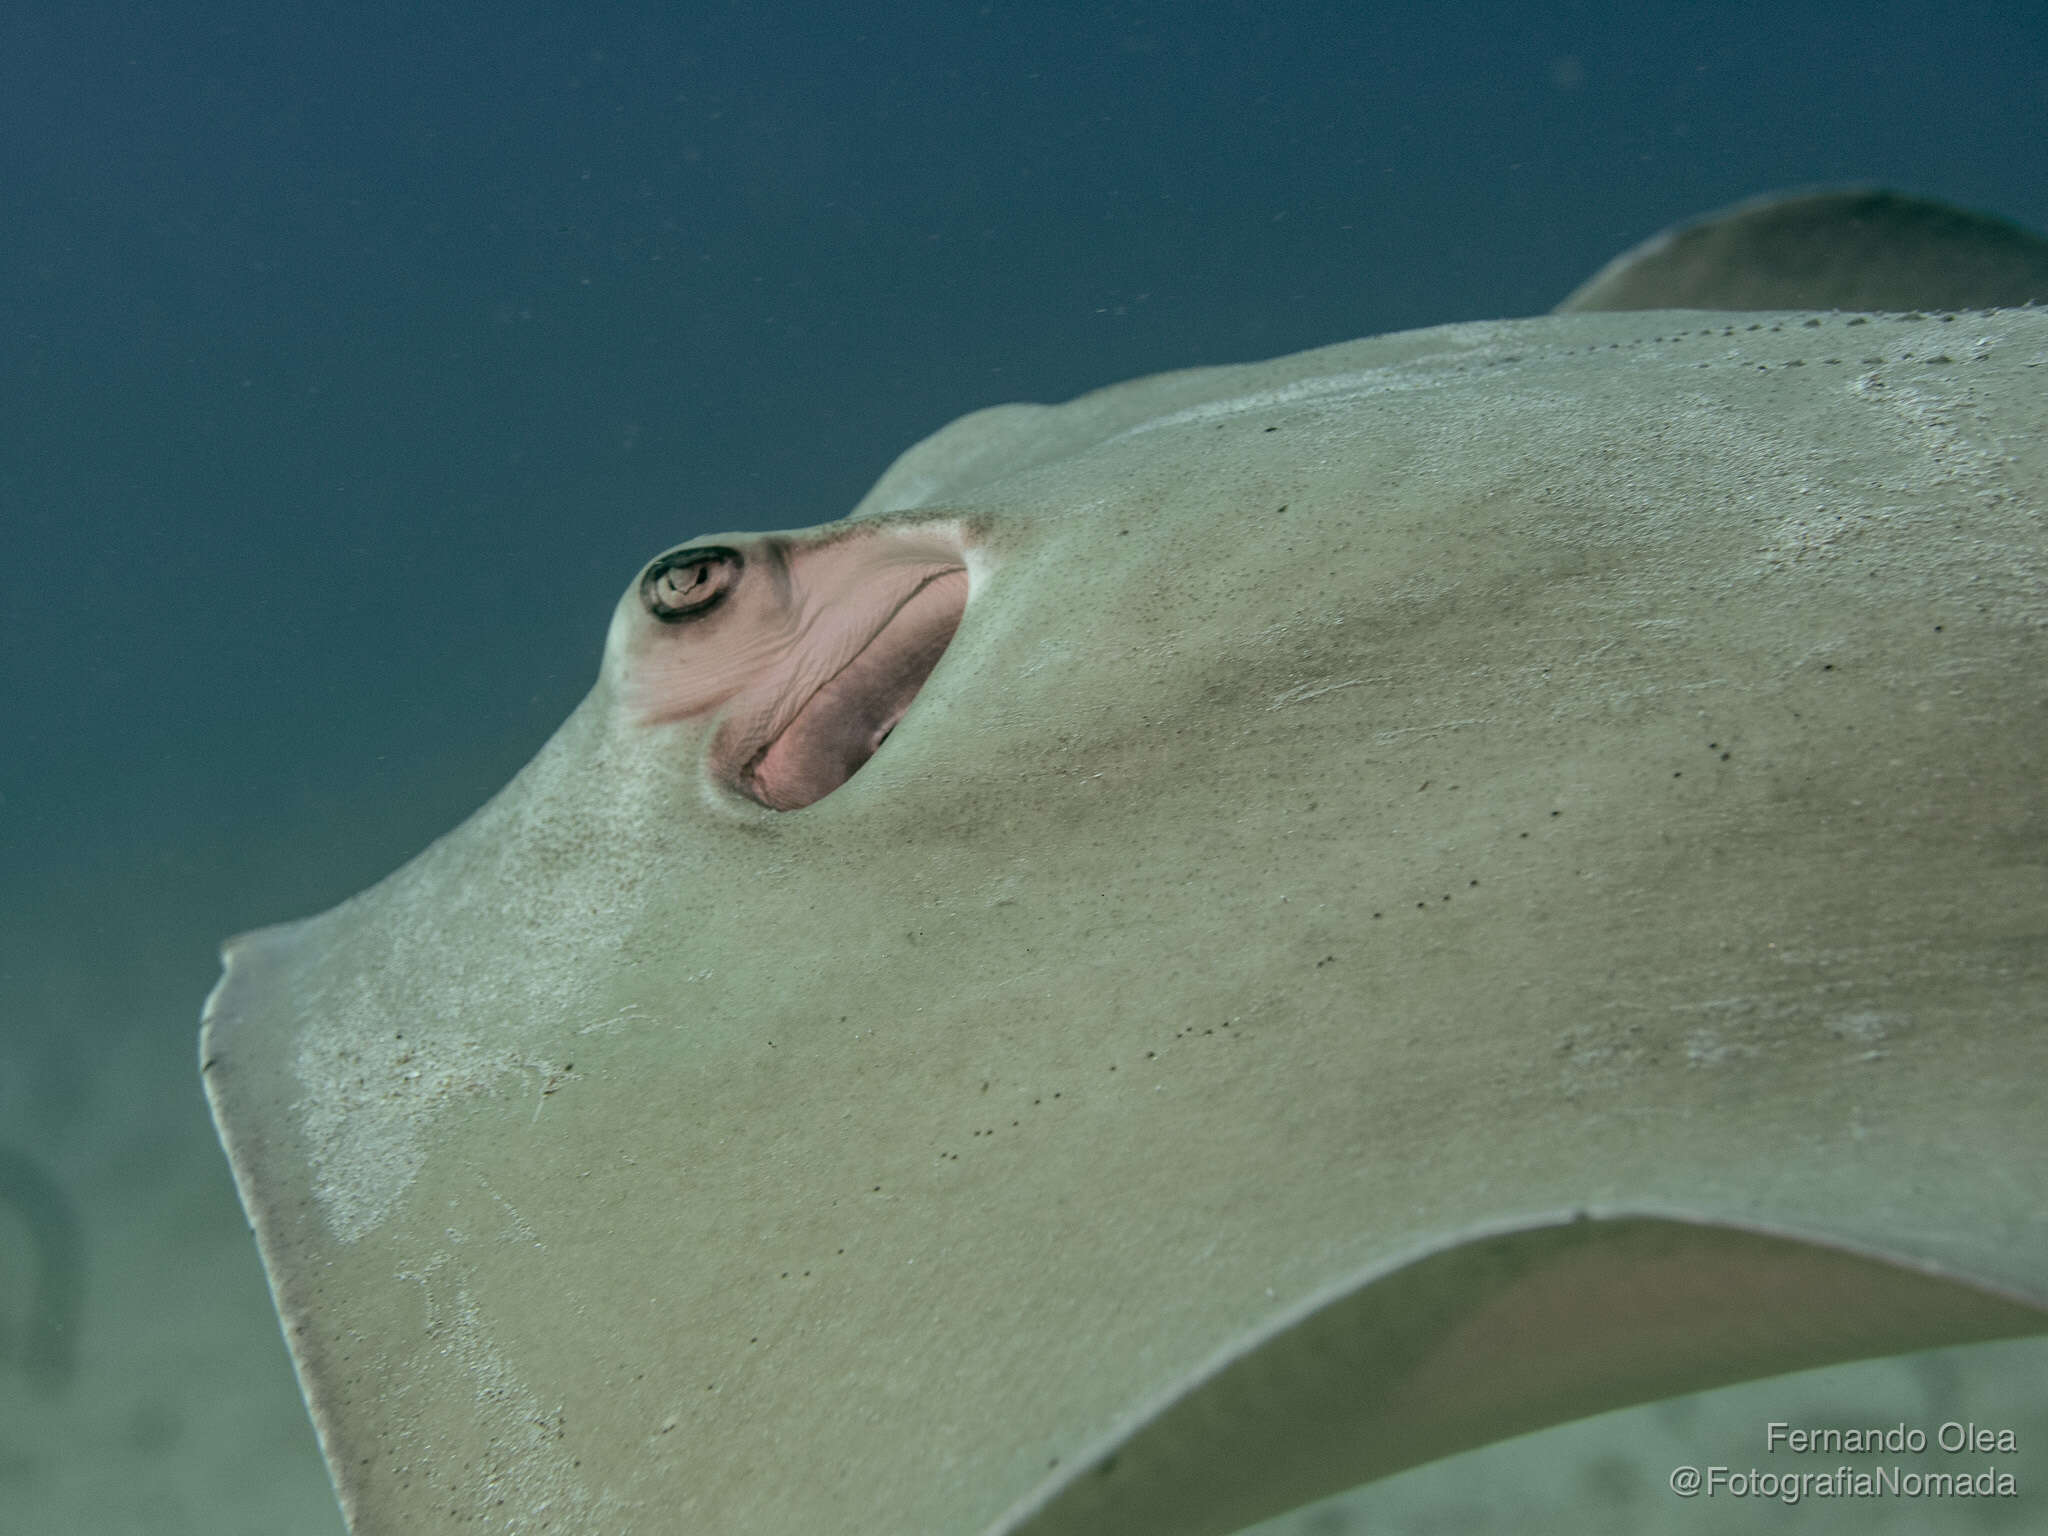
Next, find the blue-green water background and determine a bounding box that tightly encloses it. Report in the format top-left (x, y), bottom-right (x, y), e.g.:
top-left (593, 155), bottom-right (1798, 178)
top-left (2, 2), bottom-right (2045, 1530)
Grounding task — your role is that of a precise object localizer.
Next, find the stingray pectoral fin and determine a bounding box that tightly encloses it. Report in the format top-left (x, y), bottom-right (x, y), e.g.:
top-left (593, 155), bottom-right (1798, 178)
top-left (1002, 1214), bottom-right (2048, 1536)
top-left (199, 917), bottom-right (350, 1450)
top-left (1554, 186), bottom-right (2048, 313)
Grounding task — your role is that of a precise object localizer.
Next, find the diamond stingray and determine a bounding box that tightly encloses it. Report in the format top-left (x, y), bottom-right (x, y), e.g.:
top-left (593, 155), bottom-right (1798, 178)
top-left (203, 190), bottom-right (2048, 1534)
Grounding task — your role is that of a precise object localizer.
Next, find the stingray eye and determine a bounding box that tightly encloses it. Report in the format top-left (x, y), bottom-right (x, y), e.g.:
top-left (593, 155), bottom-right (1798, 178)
top-left (642, 547), bottom-right (743, 623)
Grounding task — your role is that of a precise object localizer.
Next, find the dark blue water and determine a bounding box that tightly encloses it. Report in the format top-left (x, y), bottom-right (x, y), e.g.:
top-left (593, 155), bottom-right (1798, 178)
top-left (1, 2), bottom-right (2044, 1526)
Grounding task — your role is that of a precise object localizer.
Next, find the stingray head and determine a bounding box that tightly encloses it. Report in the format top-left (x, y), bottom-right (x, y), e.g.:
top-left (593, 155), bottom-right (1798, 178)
top-left (605, 523), bottom-right (972, 810)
